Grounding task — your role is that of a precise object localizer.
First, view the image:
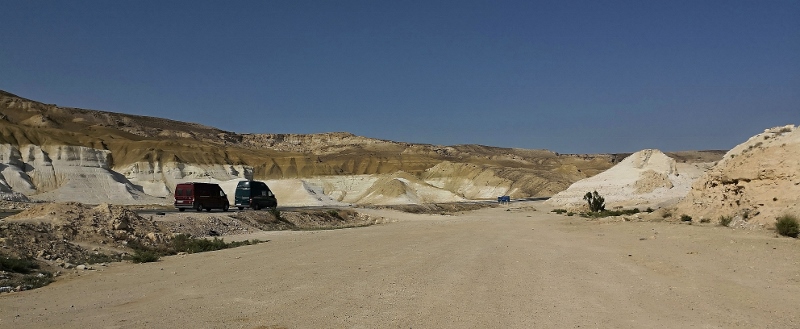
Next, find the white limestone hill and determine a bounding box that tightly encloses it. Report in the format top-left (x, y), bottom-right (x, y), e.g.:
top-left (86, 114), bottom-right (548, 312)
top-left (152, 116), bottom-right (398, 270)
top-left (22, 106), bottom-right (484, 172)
top-left (0, 144), bottom-right (163, 205)
top-left (263, 179), bottom-right (345, 207)
top-left (266, 173), bottom-right (464, 206)
top-left (545, 149), bottom-right (713, 210)
top-left (352, 172), bottom-right (465, 205)
top-left (674, 125), bottom-right (800, 227)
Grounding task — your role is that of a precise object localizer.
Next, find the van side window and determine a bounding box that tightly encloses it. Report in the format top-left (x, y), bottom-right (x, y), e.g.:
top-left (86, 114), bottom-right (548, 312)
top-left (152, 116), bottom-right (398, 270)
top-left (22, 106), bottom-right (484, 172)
top-left (261, 190), bottom-right (267, 196)
top-left (267, 190), bottom-right (274, 197)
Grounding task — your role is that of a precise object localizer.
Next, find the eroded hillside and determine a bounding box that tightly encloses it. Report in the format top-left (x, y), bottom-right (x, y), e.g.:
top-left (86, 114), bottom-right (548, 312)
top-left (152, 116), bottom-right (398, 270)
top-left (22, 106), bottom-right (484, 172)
top-left (0, 89), bottom-right (713, 205)
top-left (674, 125), bottom-right (800, 227)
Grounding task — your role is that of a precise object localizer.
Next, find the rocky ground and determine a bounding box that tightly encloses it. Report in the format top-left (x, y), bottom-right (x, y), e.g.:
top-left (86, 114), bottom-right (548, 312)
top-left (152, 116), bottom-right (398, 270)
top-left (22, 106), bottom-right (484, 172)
top-left (1, 201), bottom-right (798, 328)
top-left (0, 201), bottom-right (388, 293)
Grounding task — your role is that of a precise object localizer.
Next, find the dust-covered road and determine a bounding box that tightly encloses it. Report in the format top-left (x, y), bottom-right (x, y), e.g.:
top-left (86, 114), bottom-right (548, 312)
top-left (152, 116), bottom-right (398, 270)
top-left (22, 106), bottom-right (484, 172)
top-left (2, 202), bottom-right (798, 328)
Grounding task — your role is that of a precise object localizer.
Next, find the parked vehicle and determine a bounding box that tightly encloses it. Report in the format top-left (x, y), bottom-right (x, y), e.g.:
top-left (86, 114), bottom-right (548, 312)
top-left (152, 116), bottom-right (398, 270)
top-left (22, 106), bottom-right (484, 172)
top-left (234, 180), bottom-right (278, 210)
top-left (174, 182), bottom-right (230, 212)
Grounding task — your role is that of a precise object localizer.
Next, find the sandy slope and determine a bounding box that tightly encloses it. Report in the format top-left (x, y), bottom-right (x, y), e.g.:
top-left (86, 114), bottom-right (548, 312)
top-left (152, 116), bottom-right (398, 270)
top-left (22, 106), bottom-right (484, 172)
top-left (1, 201), bottom-right (798, 328)
top-left (545, 149), bottom-right (714, 210)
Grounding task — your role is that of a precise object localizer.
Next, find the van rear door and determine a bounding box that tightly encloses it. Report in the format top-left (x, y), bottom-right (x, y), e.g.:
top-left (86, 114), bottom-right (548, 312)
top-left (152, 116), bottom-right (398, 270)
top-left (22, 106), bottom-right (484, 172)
top-left (174, 184), bottom-right (194, 208)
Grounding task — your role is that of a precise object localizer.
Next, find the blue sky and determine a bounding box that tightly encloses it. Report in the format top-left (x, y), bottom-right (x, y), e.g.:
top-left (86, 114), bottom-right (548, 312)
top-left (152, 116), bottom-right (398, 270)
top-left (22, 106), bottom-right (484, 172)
top-left (1, 1), bottom-right (797, 153)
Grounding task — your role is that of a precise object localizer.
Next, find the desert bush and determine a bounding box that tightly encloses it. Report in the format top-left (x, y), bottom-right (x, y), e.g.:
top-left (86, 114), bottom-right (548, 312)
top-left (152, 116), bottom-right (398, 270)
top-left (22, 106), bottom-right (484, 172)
top-left (719, 215), bottom-right (733, 227)
top-left (269, 208), bottom-right (283, 221)
top-left (86, 253), bottom-right (120, 264)
top-left (583, 191), bottom-right (605, 212)
top-left (172, 234), bottom-right (228, 253)
top-left (551, 209), bottom-right (567, 214)
top-left (700, 217), bottom-right (710, 223)
top-left (0, 255), bottom-right (54, 291)
top-left (19, 272), bottom-right (54, 289)
top-left (580, 208), bottom-right (640, 218)
top-left (127, 249), bottom-right (160, 263)
top-left (775, 214), bottom-right (799, 238)
top-left (125, 234), bottom-right (262, 262)
top-left (680, 214), bottom-right (693, 222)
top-left (646, 207), bottom-right (654, 213)
top-left (567, 212), bottom-right (574, 216)
top-left (0, 255), bottom-right (39, 274)
top-left (661, 210), bottom-right (673, 219)
top-left (170, 234), bottom-right (262, 253)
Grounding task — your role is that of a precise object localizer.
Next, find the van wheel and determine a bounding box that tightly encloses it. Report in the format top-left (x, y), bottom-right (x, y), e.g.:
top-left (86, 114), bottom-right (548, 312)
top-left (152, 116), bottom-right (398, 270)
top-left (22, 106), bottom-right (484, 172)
top-left (253, 203), bottom-right (261, 211)
top-left (205, 207), bottom-right (211, 212)
top-left (237, 207), bottom-right (244, 210)
top-left (223, 203), bottom-right (229, 212)
top-left (178, 208), bottom-right (185, 212)
top-left (195, 204), bottom-right (203, 212)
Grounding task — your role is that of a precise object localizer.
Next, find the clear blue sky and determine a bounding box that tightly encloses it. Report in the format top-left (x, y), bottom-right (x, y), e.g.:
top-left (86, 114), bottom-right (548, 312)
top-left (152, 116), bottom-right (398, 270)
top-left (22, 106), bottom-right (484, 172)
top-left (2, 1), bottom-right (797, 153)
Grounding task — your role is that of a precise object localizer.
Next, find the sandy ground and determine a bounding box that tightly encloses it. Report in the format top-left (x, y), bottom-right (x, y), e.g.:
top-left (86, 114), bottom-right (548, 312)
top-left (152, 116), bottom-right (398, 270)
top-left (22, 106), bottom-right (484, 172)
top-left (1, 201), bottom-right (798, 328)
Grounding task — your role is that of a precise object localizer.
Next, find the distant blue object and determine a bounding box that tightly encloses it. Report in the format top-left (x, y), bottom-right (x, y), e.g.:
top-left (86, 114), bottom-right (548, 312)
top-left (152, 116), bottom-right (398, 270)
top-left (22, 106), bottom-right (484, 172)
top-left (498, 196), bottom-right (510, 204)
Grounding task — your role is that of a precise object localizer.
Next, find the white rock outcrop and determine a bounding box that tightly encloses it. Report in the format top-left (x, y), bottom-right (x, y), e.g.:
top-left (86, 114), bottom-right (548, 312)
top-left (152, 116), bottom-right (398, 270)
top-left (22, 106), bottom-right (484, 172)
top-left (674, 125), bottom-right (800, 226)
top-left (117, 161), bottom-right (253, 197)
top-left (0, 144), bottom-right (161, 204)
top-left (545, 149), bottom-right (711, 210)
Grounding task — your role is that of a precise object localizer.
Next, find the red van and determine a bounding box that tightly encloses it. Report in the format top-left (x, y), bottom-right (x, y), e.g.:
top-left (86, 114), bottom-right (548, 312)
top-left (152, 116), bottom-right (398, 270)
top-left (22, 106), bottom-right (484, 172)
top-left (174, 182), bottom-right (230, 212)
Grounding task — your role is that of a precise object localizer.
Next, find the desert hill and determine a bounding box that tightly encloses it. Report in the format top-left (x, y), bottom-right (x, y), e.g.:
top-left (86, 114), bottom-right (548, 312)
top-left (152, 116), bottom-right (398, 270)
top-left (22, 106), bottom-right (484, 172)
top-left (674, 125), bottom-right (800, 227)
top-left (545, 149), bottom-right (715, 210)
top-left (0, 90), bottom-right (722, 205)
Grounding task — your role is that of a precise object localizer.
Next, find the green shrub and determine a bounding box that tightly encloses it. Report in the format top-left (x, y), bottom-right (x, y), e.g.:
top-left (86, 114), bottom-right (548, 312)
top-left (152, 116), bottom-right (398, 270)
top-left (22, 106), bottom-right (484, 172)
top-left (646, 207), bottom-right (654, 213)
top-left (579, 208), bottom-right (641, 218)
top-left (20, 272), bottom-right (54, 289)
top-left (775, 214), bottom-right (799, 238)
top-left (170, 234), bottom-right (261, 253)
top-left (125, 234), bottom-right (265, 263)
top-left (680, 214), bottom-right (693, 222)
top-left (172, 234), bottom-right (228, 253)
top-left (583, 191), bottom-right (605, 212)
top-left (127, 249), bottom-right (160, 263)
top-left (719, 215), bottom-right (733, 227)
top-left (0, 255), bottom-right (39, 274)
top-left (551, 209), bottom-right (567, 214)
top-left (566, 212), bottom-right (574, 216)
top-left (86, 253), bottom-right (120, 264)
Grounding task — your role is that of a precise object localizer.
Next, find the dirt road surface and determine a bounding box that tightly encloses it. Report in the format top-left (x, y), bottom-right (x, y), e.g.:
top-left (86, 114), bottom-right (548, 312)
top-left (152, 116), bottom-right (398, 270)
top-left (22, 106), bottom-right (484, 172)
top-left (2, 201), bottom-right (798, 328)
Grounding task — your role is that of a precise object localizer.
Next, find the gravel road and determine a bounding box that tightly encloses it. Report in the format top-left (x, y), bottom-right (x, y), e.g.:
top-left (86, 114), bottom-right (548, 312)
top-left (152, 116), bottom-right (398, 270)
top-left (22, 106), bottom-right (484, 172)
top-left (2, 201), bottom-right (798, 328)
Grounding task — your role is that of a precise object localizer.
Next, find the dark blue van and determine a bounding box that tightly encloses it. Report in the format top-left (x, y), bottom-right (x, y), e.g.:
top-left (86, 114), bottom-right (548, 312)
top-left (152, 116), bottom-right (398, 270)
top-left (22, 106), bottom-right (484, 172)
top-left (234, 180), bottom-right (278, 210)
